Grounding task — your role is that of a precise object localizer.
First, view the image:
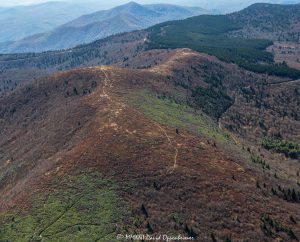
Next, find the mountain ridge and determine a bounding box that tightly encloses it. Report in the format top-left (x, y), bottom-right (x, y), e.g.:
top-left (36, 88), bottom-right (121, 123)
top-left (1, 49), bottom-right (300, 240)
top-left (0, 1), bottom-right (111, 43)
top-left (0, 3), bottom-right (300, 99)
top-left (0, 2), bottom-right (210, 54)
top-left (1, 3), bottom-right (300, 240)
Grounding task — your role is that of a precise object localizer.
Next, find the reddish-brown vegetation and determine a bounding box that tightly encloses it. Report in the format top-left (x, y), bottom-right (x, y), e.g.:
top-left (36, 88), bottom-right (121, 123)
top-left (0, 50), bottom-right (300, 241)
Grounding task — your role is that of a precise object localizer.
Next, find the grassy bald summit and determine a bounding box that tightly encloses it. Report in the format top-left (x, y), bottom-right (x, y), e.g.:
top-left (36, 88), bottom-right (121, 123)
top-left (0, 49), bottom-right (300, 241)
top-left (0, 2), bottom-right (209, 53)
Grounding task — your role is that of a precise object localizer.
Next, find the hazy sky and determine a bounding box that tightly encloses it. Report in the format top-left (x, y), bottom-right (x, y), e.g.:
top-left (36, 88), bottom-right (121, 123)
top-left (1, 0), bottom-right (197, 6)
top-left (0, 0), bottom-right (299, 9)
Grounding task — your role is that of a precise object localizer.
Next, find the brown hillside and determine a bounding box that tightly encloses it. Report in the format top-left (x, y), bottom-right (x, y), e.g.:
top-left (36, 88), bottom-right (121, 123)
top-left (0, 50), bottom-right (300, 241)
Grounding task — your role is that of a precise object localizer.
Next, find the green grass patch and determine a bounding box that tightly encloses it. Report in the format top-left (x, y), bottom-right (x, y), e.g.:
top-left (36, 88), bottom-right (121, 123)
top-left (0, 173), bottom-right (127, 242)
top-left (260, 138), bottom-right (300, 159)
top-left (129, 91), bottom-right (230, 142)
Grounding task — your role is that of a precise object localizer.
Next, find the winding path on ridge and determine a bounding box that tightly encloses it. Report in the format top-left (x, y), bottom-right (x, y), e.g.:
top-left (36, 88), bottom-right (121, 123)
top-left (154, 123), bottom-right (179, 172)
top-left (99, 66), bottom-right (179, 172)
top-left (100, 67), bottom-right (113, 101)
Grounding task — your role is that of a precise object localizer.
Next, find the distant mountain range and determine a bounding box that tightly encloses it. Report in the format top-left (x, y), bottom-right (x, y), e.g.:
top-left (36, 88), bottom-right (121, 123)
top-left (178, 0), bottom-right (300, 13)
top-left (0, 1), bottom-right (109, 43)
top-left (0, 2), bottom-right (210, 54)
